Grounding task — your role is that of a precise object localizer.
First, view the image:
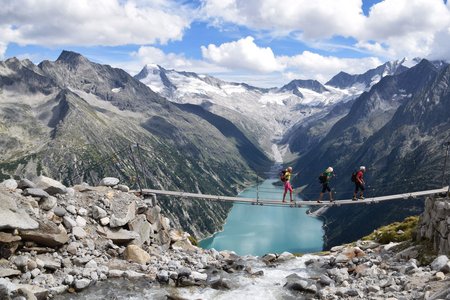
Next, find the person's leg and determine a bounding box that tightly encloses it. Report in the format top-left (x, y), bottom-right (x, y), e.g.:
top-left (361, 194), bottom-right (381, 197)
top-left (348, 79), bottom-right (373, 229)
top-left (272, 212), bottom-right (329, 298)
top-left (353, 185), bottom-right (358, 200)
top-left (359, 184), bottom-right (365, 199)
top-left (318, 184), bottom-right (326, 202)
top-left (288, 182), bottom-right (293, 201)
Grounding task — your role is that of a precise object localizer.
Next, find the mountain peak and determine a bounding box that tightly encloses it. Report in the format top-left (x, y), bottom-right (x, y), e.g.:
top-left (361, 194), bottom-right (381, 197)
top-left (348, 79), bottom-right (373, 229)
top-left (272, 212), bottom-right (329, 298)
top-left (56, 50), bottom-right (88, 65)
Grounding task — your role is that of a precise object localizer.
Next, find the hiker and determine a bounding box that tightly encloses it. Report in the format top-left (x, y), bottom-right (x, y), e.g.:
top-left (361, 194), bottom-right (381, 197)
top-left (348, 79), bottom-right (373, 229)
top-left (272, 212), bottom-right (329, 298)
top-left (317, 167), bottom-right (334, 203)
top-left (281, 166), bottom-right (294, 202)
top-left (353, 166), bottom-right (366, 200)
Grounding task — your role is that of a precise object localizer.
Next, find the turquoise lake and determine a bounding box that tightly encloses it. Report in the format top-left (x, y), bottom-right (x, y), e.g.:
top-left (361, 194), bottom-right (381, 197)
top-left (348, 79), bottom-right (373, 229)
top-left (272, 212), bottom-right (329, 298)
top-left (199, 179), bottom-right (324, 256)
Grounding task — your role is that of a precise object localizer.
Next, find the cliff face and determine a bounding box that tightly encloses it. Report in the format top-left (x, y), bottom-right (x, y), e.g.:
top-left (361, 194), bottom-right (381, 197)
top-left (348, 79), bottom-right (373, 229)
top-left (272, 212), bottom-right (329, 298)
top-left (418, 194), bottom-right (450, 255)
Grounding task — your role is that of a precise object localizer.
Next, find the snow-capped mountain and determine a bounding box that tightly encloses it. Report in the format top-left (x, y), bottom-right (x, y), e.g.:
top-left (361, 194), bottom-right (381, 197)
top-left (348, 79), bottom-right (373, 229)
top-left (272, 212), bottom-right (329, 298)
top-left (135, 65), bottom-right (366, 157)
top-left (326, 59), bottom-right (409, 90)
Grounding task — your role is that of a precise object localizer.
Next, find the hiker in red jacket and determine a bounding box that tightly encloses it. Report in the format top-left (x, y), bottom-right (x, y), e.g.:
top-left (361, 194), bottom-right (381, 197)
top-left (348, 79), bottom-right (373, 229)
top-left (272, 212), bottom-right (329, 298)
top-left (353, 166), bottom-right (366, 200)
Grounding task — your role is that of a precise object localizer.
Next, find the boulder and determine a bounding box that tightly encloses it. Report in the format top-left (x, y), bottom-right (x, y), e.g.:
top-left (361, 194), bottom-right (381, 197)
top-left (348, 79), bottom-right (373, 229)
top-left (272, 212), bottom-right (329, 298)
top-left (172, 239), bottom-right (196, 251)
top-left (0, 190), bottom-right (39, 230)
top-left (116, 185), bottom-right (130, 192)
top-left (74, 279), bottom-right (91, 291)
top-left (34, 176), bottom-right (67, 195)
top-left (22, 188), bottom-right (50, 199)
top-left (277, 252), bottom-right (295, 262)
top-left (72, 227), bottom-right (87, 239)
top-left (40, 196), bottom-right (57, 211)
top-left (99, 177), bottom-right (120, 187)
top-left (129, 215), bottom-right (151, 247)
top-left (109, 195), bottom-right (136, 228)
top-left (53, 206), bottom-right (67, 217)
top-left (124, 245), bottom-right (151, 264)
top-left (0, 268), bottom-right (21, 278)
top-left (0, 179), bottom-right (18, 190)
top-left (20, 220), bottom-right (69, 247)
top-left (145, 205), bottom-right (161, 224)
top-left (36, 254), bottom-right (61, 271)
top-left (17, 179), bottom-right (36, 189)
top-left (15, 284), bottom-right (48, 300)
top-left (431, 255), bottom-right (449, 271)
top-left (97, 227), bottom-right (140, 245)
top-left (0, 232), bottom-right (21, 243)
top-left (92, 205), bottom-right (107, 220)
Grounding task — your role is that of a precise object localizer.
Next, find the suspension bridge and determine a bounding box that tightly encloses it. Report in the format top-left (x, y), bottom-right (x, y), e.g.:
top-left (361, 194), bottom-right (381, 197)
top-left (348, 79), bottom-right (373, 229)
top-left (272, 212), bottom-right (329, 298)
top-left (139, 186), bottom-right (449, 208)
top-left (58, 143), bottom-right (450, 208)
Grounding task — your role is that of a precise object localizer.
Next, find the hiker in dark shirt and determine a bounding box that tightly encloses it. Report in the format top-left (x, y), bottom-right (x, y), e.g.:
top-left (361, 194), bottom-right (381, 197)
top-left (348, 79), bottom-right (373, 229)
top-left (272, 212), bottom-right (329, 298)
top-left (317, 167), bottom-right (334, 203)
top-left (353, 166), bottom-right (366, 200)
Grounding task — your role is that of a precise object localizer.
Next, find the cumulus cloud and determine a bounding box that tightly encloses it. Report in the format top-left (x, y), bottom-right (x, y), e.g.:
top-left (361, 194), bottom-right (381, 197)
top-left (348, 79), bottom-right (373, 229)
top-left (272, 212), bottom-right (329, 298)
top-left (201, 36), bottom-right (284, 73)
top-left (201, 0), bottom-right (365, 39)
top-left (130, 46), bottom-right (227, 75)
top-left (0, 0), bottom-right (191, 48)
top-left (279, 51), bottom-right (382, 82)
top-left (200, 0), bottom-right (450, 61)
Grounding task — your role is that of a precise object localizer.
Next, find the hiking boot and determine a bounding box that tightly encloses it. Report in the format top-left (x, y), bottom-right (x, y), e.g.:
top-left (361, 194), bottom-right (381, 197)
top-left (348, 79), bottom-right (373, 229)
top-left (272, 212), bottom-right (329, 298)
top-left (352, 196), bottom-right (357, 201)
top-left (317, 200), bottom-right (322, 203)
top-left (359, 196), bottom-right (365, 200)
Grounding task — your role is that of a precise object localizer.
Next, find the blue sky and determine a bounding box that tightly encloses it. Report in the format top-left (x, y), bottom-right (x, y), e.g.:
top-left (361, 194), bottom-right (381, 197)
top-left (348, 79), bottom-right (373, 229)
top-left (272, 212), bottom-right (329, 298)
top-left (1, 0), bottom-right (450, 87)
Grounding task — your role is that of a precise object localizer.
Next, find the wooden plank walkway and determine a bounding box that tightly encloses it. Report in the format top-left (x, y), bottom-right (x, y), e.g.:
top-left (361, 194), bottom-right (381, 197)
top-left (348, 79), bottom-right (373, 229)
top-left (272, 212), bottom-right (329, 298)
top-left (140, 186), bottom-right (449, 207)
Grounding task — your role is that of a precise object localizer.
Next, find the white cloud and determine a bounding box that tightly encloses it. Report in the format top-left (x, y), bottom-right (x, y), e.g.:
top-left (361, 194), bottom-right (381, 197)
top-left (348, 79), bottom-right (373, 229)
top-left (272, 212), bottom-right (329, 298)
top-left (0, 0), bottom-right (191, 48)
top-left (200, 0), bottom-right (450, 61)
top-left (128, 46), bottom-right (228, 75)
top-left (279, 51), bottom-right (382, 82)
top-left (201, 0), bottom-right (365, 39)
top-left (201, 36), bottom-right (284, 73)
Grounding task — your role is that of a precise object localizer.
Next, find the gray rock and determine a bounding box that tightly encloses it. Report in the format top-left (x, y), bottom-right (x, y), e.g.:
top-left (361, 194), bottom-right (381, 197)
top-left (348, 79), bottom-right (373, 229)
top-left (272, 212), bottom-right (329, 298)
top-left (157, 270), bottom-right (169, 282)
top-left (63, 216), bottom-right (77, 230)
top-left (22, 188), bottom-right (49, 199)
top-left (15, 284), bottom-right (48, 300)
top-left (34, 176), bottom-right (67, 195)
top-left (98, 227), bottom-right (139, 244)
top-left (431, 255), bottom-right (449, 271)
top-left (177, 268), bottom-right (191, 278)
top-left (0, 268), bottom-right (21, 278)
top-left (40, 196), bottom-right (57, 210)
top-left (74, 279), bottom-right (91, 291)
top-left (319, 274), bottom-right (334, 286)
top-left (99, 177), bottom-right (120, 187)
top-left (14, 256), bottom-right (29, 270)
top-left (66, 242), bottom-right (80, 255)
top-left (64, 275), bottom-right (74, 285)
top-left (66, 205), bottom-right (77, 215)
top-left (85, 260), bottom-right (97, 269)
top-left (367, 285), bottom-right (381, 293)
top-left (145, 205), bottom-right (161, 224)
top-left (0, 278), bottom-right (17, 298)
top-left (129, 214), bottom-right (151, 247)
top-left (36, 254), bottom-right (61, 271)
top-left (17, 179), bottom-right (36, 189)
top-left (75, 216), bottom-right (87, 227)
top-left (78, 207), bottom-right (87, 216)
top-left (0, 179), bottom-right (18, 190)
top-left (100, 217), bottom-right (110, 226)
top-left (0, 190), bottom-right (39, 230)
top-left (210, 278), bottom-right (233, 290)
top-left (110, 198), bottom-right (136, 228)
top-left (116, 185), bottom-right (129, 192)
top-left (20, 220), bottom-right (69, 247)
top-left (92, 206), bottom-right (107, 219)
top-left (30, 269), bottom-right (40, 278)
top-left (53, 207), bottom-right (67, 217)
top-left (72, 227), bottom-right (87, 239)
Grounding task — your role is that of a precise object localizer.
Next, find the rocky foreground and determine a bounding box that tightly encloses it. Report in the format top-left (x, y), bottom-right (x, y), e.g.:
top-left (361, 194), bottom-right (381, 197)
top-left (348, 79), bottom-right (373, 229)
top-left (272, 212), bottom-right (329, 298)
top-left (0, 177), bottom-right (449, 299)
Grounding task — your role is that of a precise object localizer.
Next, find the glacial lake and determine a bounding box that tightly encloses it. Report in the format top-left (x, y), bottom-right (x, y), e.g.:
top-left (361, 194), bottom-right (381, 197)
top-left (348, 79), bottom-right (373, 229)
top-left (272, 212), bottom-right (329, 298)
top-left (199, 179), bottom-right (324, 256)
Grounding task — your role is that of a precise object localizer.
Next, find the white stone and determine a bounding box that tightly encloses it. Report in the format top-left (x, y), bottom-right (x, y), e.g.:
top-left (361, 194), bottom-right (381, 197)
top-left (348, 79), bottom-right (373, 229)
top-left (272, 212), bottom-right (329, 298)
top-left (190, 271), bottom-right (207, 281)
top-left (85, 260), bottom-right (97, 269)
top-left (108, 270), bottom-right (124, 278)
top-left (74, 278), bottom-right (91, 291)
top-left (431, 255), bottom-right (449, 271)
top-left (99, 177), bottom-right (120, 187)
top-left (40, 196), bottom-right (57, 211)
top-left (66, 205), bottom-right (77, 215)
top-left (63, 216), bottom-right (77, 230)
top-left (75, 216), bottom-right (87, 227)
top-left (72, 227), bottom-right (87, 239)
top-left (0, 179), bottom-right (18, 190)
top-left (78, 208), bottom-right (88, 216)
top-left (100, 217), bottom-right (110, 226)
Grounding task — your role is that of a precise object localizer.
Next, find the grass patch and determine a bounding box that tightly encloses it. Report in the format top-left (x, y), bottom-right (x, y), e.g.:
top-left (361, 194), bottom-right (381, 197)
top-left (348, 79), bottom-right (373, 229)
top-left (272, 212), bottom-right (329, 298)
top-left (188, 235), bottom-right (198, 246)
top-left (362, 216), bottom-right (419, 244)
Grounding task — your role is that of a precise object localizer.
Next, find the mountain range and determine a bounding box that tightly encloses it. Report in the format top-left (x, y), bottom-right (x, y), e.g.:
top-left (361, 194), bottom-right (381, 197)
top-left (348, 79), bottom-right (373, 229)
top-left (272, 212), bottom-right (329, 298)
top-left (2, 50), bottom-right (448, 249)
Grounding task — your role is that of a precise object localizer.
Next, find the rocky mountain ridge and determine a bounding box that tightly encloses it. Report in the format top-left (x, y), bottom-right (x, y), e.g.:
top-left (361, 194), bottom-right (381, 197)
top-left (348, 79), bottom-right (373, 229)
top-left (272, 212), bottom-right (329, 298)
top-left (294, 59), bottom-right (450, 249)
top-left (0, 51), bottom-right (272, 240)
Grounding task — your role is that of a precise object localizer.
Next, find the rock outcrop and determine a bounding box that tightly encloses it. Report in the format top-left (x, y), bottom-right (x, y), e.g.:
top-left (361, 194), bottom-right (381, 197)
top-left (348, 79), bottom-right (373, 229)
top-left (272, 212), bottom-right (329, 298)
top-left (418, 194), bottom-right (450, 254)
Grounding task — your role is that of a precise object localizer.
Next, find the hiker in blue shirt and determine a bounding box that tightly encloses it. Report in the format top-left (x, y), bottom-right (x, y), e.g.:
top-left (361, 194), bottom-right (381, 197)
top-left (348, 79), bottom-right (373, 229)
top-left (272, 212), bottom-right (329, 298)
top-left (317, 167), bottom-right (334, 203)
